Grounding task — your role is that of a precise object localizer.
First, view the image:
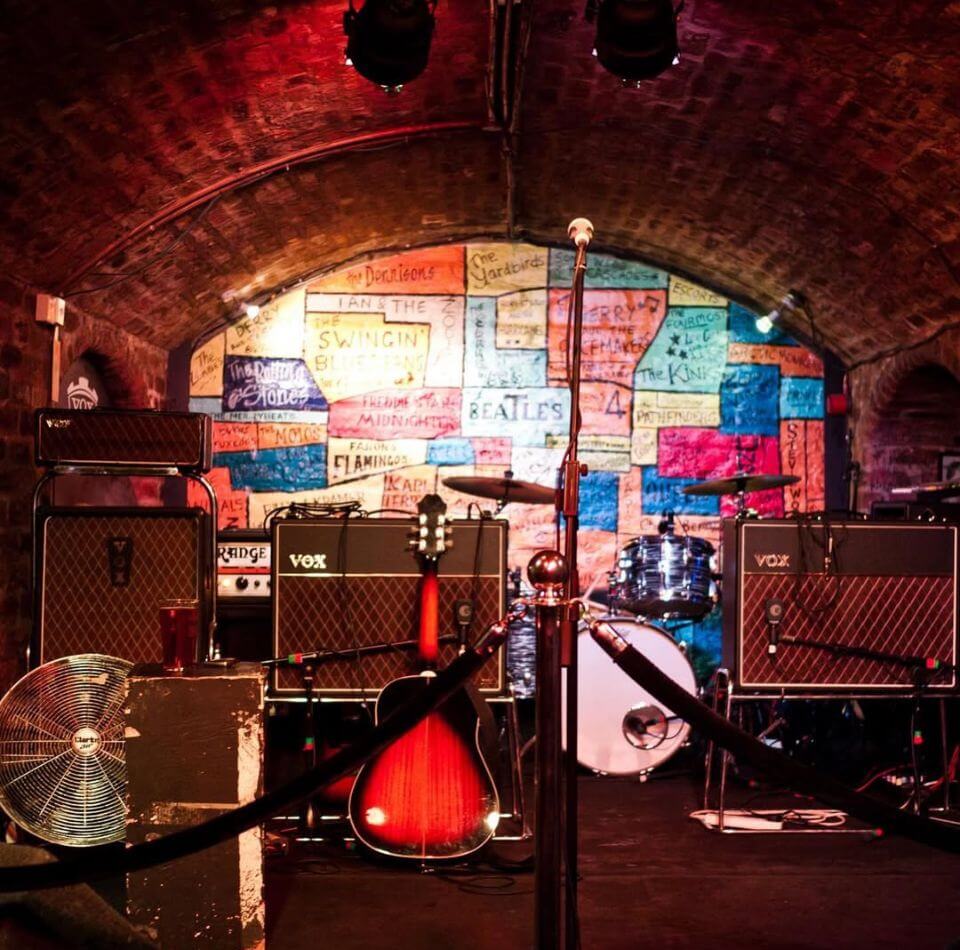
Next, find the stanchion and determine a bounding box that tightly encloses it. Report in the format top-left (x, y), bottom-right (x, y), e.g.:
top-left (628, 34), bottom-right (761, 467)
top-left (528, 550), bottom-right (568, 949)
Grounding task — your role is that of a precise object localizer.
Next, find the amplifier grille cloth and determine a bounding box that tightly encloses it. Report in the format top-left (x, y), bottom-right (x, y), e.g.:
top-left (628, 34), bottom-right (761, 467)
top-left (740, 573), bottom-right (955, 689)
top-left (37, 410), bottom-right (207, 468)
top-left (274, 574), bottom-right (502, 694)
top-left (39, 514), bottom-right (201, 664)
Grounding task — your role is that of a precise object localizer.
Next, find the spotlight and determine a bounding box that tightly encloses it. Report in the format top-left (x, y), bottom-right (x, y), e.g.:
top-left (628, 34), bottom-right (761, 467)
top-left (755, 290), bottom-right (804, 335)
top-left (344, 0), bottom-right (436, 93)
top-left (586, 0), bottom-right (682, 86)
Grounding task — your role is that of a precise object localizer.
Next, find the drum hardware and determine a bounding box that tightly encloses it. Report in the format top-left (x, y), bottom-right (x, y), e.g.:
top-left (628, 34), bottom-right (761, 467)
top-left (621, 705), bottom-right (684, 750)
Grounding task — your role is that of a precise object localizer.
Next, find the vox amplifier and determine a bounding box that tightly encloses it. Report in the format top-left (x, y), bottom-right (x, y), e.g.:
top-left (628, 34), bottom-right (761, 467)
top-left (271, 516), bottom-right (507, 697)
top-left (723, 518), bottom-right (959, 694)
top-left (35, 407), bottom-right (212, 472)
top-left (33, 507), bottom-right (210, 666)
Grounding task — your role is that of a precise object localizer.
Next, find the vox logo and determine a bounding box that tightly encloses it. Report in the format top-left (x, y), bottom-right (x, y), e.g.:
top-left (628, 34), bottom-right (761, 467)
top-left (754, 553), bottom-right (791, 569)
top-left (289, 553), bottom-right (328, 570)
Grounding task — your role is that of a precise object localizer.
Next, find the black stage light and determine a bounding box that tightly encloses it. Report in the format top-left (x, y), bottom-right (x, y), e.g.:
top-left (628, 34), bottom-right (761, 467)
top-left (586, 0), bottom-right (682, 86)
top-left (343, 0), bottom-right (437, 94)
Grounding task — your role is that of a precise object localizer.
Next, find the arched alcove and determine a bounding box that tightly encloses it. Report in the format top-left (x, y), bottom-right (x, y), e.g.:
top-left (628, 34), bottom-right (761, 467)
top-left (189, 240), bottom-right (828, 675)
top-left (860, 363), bottom-right (960, 508)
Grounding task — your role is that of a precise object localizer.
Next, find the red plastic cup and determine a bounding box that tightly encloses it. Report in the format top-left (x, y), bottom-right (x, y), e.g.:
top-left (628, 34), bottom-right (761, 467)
top-left (159, 600), bottom-right (199, 673)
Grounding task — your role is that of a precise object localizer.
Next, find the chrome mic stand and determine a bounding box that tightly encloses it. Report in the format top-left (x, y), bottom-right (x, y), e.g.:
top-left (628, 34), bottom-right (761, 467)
top-left (560, 217), bottom-right (591, 949)
top-left (530, 217), bottom-right (593, 950)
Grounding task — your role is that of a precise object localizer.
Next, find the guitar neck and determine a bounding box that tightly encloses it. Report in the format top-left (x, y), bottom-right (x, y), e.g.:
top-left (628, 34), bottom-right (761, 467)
top-left (418, 561), bottom-right (440, 668)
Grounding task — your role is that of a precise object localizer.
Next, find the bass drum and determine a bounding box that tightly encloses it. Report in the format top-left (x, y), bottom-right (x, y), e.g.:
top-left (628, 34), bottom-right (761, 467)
top-left (564, 618), bottom-right (696, 776)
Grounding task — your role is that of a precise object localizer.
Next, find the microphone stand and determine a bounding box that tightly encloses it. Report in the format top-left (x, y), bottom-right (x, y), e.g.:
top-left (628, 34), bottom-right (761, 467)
top-left (560, 219), bottom-right (591, 949)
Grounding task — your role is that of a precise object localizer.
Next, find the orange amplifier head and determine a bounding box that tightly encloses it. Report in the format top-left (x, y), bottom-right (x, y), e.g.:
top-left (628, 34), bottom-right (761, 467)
top-left (217, 530), bottom-right (271, 601)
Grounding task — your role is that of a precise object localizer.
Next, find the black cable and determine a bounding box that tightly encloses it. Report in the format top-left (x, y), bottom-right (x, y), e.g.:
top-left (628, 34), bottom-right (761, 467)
top-left (590, 621), bottom-right (960, 855)
top-left (63, 197), bottom-right (221, 298)
top-left (0, 633), bottom-right (505, 893)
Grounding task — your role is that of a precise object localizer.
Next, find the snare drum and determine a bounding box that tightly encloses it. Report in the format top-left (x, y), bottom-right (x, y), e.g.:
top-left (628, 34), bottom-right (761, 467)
top-left (564, 618), bottom-right (696, 775)
top-left (613, 533), bottom-right (716, 619)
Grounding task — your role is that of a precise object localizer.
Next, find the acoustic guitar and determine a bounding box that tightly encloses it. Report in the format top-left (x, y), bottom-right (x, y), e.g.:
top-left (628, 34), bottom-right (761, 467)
top-left (348, 494), bottom-right (500, 860)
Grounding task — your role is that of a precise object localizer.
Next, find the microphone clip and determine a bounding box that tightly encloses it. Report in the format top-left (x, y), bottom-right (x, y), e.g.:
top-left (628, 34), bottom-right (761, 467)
top-left (765, 597), bottom-right (785, 656)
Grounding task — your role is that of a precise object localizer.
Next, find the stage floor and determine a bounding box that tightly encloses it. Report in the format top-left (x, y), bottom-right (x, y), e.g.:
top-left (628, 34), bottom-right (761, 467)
top-left (265, 772), bottom-right (960, 949)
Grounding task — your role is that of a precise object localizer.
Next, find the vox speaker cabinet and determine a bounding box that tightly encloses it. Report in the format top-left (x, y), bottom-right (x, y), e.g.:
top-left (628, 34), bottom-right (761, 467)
top-left (271, 517), bottom-right (508, 698)
top-left (33, 507), bottom-right (209, 666)
top-left (723, 518), bottom-right (959, 695)
top-left (35, 407), bottom-right (212, 472)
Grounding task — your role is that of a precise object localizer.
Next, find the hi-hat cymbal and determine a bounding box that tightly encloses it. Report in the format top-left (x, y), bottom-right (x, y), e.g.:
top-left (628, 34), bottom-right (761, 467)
top-left (442, 476), bottom-right (554, 505)
top-left (681, 472), bottom-right (800, 496)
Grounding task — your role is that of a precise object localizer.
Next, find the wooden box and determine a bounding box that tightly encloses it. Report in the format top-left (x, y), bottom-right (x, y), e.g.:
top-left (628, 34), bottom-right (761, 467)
top-left (125, 663), bottom-right (265, 949)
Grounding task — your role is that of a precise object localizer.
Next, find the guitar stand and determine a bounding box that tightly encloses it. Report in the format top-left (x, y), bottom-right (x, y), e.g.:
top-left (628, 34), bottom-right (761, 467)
top-left (487, 689), bottom-right (532, 842)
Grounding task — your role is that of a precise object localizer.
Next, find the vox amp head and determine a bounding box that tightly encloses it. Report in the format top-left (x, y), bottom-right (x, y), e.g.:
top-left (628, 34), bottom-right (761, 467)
top-left (35, 407), bottom-right (212, 472)
top-left (723, 518), bottom-right (959, 695)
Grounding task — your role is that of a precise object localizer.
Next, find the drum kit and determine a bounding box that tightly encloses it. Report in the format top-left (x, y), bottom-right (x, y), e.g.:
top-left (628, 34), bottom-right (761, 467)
top-left (442, 470), bottom-right (800, 780)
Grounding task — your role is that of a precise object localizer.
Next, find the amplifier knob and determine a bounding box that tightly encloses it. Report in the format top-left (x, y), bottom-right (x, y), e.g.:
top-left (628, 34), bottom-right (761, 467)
top-left (236, 576), bottom-right (249, 591)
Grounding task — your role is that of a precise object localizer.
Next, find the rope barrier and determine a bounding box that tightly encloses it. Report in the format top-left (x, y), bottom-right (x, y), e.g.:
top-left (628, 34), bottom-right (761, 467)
top-left (0, 621), bottom-right (508, 893)
top-left (590, 620), bottom-right (960, 854)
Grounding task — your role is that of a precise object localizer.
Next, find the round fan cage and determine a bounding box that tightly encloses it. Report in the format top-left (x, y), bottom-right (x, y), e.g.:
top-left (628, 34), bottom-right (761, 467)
top-left (0, 654), bottom-right (132, 847)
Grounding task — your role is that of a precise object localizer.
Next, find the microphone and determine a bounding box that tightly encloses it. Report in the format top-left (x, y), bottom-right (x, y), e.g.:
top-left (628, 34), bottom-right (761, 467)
top-left (567, 217), bottom-right (595, 248)
top-left (765, 598), bottom-right (785, 656)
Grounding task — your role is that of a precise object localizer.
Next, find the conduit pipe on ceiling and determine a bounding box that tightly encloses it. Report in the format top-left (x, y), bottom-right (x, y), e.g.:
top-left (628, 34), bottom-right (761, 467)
top-left (63, 121), bottom-right (485, 292)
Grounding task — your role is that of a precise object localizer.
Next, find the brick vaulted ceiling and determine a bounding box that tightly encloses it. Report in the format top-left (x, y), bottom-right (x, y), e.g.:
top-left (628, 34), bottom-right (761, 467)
top-left (2, 0), bottom-right (960, 363)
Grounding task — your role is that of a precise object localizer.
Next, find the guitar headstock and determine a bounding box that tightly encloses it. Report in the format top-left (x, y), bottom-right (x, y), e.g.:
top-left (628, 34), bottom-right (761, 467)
top-left (409, 493), bottom-right (452, 562)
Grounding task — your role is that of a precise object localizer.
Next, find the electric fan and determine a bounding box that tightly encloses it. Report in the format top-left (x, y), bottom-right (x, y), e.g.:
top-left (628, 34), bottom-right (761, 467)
top-left (0, 654), bottom-right (132, 846)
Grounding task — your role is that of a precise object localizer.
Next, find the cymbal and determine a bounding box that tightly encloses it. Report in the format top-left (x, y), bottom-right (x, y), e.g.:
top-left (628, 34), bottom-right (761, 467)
top-left (681, 472), bottom-right (800, 496)
top-left (890, 480), bottom-right (960, 497)
top-left (442, 476), bottom-right (554, 505)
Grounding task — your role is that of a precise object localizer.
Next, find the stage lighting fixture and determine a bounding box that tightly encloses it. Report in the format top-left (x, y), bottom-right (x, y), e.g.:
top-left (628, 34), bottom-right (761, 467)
top-left (755, 290), bottom-right (803, 334)
top-left (587, 0), bottom-right (682, 86)
top-left (343, 0), bottom-right (436, 93)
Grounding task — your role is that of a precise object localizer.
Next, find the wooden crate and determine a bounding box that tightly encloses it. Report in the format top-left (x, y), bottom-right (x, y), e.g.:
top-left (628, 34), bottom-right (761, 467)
top-left (125, 663), bottom-right (265, 949)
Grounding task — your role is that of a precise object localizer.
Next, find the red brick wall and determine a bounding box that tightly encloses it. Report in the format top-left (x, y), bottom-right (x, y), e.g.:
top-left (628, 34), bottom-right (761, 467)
top-left (850, 330), bottom-right (960, 512)
top-left (0, 278), bottom-right (168, 690)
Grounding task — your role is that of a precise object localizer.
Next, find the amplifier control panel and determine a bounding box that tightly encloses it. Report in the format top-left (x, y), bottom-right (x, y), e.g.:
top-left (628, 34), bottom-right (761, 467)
top-left (217, 531), bottom-right (271, 600)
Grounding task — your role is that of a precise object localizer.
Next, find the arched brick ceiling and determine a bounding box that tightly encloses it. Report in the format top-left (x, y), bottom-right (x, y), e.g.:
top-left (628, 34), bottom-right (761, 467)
top-left (1, 0), bottom-right (959, 362)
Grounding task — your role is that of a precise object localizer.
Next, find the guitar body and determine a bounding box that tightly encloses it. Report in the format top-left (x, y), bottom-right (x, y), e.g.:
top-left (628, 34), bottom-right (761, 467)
top-left (348, 494), bottom-right (501, 860)
top-left (348, 674), bottom-right (499, 859)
